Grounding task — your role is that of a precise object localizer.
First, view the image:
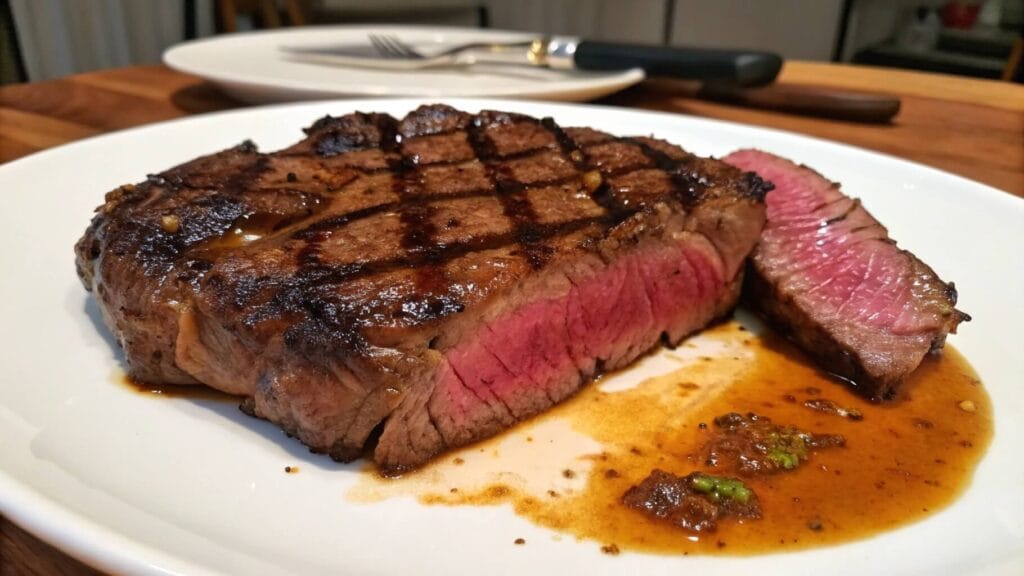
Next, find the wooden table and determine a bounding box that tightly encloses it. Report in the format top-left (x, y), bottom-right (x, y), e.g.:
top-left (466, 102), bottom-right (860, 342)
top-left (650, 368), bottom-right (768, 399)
top-left (0, 62), bottom-right (1022, 575)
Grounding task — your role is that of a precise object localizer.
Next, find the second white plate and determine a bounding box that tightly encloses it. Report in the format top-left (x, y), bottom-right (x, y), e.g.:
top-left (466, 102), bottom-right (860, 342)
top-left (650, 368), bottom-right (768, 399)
top-left (163, 25), bottom-right (646, 103)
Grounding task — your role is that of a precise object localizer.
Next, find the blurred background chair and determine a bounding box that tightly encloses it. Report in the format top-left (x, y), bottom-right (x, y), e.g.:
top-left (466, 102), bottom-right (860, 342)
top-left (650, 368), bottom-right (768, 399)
top-left (217, 0), bottom-right (305, 32)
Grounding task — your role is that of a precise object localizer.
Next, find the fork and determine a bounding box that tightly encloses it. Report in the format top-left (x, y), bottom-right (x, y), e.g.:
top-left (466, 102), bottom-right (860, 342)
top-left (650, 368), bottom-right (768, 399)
top-left (368, 34), bottom-right (423, 59)
top-left (283, 33), bottom-right (783, 86)
top-left (367, 33), bottom-right (536, 68)
top-left (282, 34), bottom-right (534, 70)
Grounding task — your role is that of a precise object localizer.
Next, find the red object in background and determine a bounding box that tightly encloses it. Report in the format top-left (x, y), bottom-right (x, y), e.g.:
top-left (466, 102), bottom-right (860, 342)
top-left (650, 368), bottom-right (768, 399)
top-left (941, 1), bottom-right (981, 28)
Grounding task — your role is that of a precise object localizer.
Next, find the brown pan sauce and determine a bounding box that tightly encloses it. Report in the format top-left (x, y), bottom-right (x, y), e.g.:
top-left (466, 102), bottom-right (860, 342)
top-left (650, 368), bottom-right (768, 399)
top-left (120, 374), bottom-right (238, 402)
top-left (352, 321), bottom-right (992, 556)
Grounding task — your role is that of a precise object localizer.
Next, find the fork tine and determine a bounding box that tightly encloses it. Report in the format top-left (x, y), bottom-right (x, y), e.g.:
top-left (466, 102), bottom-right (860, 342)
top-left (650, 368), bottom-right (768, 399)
top-left (380, 34), bottom-right (422, 58)
top-left (367, 34), bottom-right (393, 58)
top-left (378, 35), bottom-right (405, 58)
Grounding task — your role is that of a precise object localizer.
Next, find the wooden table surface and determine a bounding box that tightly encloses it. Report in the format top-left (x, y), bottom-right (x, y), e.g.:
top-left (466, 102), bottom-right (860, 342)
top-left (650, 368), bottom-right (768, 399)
top-left (0, 61), bottom-right (1022, 575)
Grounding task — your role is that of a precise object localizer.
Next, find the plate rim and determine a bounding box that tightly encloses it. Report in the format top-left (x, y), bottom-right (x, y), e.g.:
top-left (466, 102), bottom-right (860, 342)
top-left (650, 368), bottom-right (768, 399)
top-left (162, 24), bottom-right (647, 100)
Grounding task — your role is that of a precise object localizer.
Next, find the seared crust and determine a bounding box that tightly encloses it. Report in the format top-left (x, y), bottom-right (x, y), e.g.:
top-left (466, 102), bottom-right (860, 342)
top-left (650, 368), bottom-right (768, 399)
top-left (76, 104), bottom-right (768, 468)
top-left (75, 141), bottom-right (323, 383)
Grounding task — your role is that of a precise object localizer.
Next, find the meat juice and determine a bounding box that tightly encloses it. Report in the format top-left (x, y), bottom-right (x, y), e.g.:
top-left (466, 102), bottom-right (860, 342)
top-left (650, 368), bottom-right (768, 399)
top-left (350, 319), bottom-right (992, 555)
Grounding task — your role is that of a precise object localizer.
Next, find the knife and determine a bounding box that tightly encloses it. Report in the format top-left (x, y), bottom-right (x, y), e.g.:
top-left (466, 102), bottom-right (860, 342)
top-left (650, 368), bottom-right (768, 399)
top-left (696, 82), bottom-right (902, 123)
top-left (281, 36), bottom-right (783, 87)
top-left (547, 38), bottom-right (782, 87)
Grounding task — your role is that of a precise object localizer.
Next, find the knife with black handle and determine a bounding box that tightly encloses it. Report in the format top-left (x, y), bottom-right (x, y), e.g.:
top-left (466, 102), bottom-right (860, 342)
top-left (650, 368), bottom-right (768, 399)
top-left (282, 35), bottom-right (783, 88)
top-left (557, 39), bottom-right (783, 87)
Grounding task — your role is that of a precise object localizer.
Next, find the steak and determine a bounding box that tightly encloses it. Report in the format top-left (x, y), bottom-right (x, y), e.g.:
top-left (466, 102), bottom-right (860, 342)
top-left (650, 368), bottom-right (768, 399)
top-left (724, 149), bottom-right (968, 399)
top-left (75, 104), bottom-right (768, 473)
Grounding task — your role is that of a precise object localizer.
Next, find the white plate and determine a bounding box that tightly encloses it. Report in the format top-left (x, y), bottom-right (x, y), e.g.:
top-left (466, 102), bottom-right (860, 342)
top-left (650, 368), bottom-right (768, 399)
top-left (163, 26), bottom-right (645, 103)
top-left (1, 99), bottom-right (1022, 576)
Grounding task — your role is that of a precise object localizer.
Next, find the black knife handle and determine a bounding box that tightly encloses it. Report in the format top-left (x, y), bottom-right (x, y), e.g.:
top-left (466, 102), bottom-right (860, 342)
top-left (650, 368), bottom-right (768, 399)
top-left (574, 41), bottom-right (782, 87)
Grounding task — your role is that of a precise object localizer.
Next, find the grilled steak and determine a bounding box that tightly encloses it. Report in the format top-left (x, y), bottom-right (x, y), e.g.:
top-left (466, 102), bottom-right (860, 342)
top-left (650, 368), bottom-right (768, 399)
top-left (724, 149), bottom-right (968, 399)
top-left (75, 105), bottom-right (768, 473)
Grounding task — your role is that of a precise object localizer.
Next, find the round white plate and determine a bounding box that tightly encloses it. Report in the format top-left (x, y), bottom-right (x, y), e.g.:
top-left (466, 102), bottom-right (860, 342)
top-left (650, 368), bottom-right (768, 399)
top-left (163, 26), bottom-right (646, 103)
top-left (0, 99), bottom-right (1022, 576)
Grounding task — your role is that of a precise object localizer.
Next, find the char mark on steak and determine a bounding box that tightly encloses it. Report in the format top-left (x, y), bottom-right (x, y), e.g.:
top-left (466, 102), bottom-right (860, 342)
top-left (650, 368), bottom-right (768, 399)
top-left (724, 149), bottom-right (968, 400)
top-left (75, 105), bottom-right (768, 473)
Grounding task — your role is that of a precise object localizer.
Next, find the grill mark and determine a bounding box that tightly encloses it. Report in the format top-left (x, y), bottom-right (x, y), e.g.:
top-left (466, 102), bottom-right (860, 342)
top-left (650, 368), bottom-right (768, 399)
top-left (277, 138), bottom-right (629, 177)
top-left (173, 155), bottom-right (269, 258)
top-left (465, 118), bottom-right (552, 269)
top-left (625, 138), bottom-right (709, 207)
top-left (309, 218), bottom-right (611, 288)
top-left (296, 231), bottom-right (326, 268)
top-left (236, 116), bottom-right (683, 330)
top-left (136, 154), bottom-right (270, 275)
top-left (543, 117), bottom-right (580, 161)
top-left (386, 118), bottom-right (454, 304)
top-left (299, 115), bottom-right (404, 271)
top-left (250, 214), bottom-right (624, 333)
top-left (293, 203), bottom-right (397, 240)
top-left (210, 124), bottom-right (702, 291)
top-left (543, 116), bottom-right (628, 217)
top-left (288, 173), bottom-right (595, 242)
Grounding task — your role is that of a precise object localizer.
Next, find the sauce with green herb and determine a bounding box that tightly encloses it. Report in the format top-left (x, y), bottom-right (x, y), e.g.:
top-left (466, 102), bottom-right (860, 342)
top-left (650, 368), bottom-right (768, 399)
top-left (352, 321), bottom-right (992, 555)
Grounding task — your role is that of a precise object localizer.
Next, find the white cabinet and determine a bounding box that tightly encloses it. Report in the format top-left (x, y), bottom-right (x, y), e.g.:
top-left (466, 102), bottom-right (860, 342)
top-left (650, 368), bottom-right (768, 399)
top-left (486, 0), bottom-right (845, 60)
top-left (668, 0), bottom-right (844, 60)
top-left (485, 0), bottom-right (668, 43)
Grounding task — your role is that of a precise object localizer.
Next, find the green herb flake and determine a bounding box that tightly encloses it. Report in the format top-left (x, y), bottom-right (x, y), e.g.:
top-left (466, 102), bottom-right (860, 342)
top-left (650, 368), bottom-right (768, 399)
top-left (689, 473), bottom-right (754, 504)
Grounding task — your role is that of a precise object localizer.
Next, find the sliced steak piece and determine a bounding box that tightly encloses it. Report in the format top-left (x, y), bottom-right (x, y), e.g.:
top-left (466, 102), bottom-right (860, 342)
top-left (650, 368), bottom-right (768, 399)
top-left (724, 149), bottom-right (968, 399)
top-left (75, 105), bottom-right (768, 473)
